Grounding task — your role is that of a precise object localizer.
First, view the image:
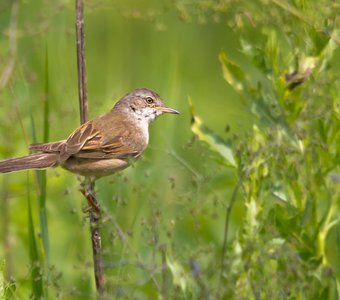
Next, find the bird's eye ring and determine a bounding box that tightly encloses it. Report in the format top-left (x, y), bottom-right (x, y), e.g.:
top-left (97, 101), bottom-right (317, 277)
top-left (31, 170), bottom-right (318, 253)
top-left (145, 97), bottom-right (154, 104)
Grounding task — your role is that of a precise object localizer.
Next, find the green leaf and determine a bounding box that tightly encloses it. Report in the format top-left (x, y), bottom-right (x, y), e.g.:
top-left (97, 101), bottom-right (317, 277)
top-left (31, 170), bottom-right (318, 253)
top-left (325, 222), bottom-right (340, 280)
top-left (166, 254), bottom-right (191, 293)
top-left (189, 98), bottom-right (237, 167)
top-left (27, 179), bottom-right (45, 299)
top-left (219, 50), bottom-right (245, 92)
top-left (0, 260), bottom-right (16, 299)
top-left (317, 30), bottom-right (339, 72)
top-left (265, 29), bottom-right (278, 72)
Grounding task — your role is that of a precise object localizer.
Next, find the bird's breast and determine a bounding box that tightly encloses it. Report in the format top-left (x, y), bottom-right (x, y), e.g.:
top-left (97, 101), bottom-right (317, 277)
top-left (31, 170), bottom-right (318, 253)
top-left (61, 157), bottom-right (130, 178)
top-left (133, 119), bottom-right (149, 151)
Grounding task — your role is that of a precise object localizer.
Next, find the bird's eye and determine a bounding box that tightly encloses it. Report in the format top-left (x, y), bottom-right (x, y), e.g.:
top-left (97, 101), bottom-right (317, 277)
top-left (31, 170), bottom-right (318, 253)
top-left (145, 97), bottom-right (154, 104)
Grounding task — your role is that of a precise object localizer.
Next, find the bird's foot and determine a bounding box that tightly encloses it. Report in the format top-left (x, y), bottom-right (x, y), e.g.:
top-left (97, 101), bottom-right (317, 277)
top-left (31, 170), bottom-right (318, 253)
top-left (80, 186), bottom-right (101, 215)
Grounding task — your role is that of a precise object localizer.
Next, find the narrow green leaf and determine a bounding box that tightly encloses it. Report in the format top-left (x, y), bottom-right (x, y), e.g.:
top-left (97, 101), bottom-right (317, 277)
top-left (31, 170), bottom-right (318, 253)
top-left (166, 254), bottom-right (191, 293)
top-left (325, 223), bottom-right (340, 280)
top-left (189, 98), bottom-right (236, 167)
top-left (43, 45), bottom-right (50, 143)
top-left (30, 112), bottom-right (50, 270)
top-left (27, 176), bottom-right (45, 299)
top-left (266, 29), bottom-right (278, 72)
top-left (318, 30), bottom-right (339, 72)
top-left (30, 46), bottom-right (51, 270)
top-left (38, 45), bottom-right (51, 265)
top-left (219, 50), bottom-right (245, 92)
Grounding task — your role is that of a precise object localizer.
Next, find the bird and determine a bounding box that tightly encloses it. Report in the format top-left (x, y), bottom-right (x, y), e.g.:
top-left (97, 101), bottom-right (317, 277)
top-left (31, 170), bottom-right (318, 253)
top-left (0, 88), bottom-right (179, 180)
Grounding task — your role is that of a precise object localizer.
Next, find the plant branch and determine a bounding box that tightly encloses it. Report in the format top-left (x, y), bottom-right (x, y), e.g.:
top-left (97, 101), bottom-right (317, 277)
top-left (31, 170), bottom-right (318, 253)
top-left (76, 0), bottom-right (88, 124)
top-left (75, 0), bottom-right (105, 296)
top-left (0, 0), bottom-right (19, 90)
top-left (219, 169), bottom-right (246, 286)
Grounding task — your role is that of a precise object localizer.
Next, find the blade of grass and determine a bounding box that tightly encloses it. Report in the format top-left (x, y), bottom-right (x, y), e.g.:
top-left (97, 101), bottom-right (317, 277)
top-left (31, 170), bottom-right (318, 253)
top-left (39, 46), bottom-right (50, 265)
top-left (30, 111), bottom-right (50, 267)
top-left (1, 176), bottom-right (16, 299)
top-left (30, 46), bottom-right (51, 269)
top-left (27, 175), bottom-right (45, 299)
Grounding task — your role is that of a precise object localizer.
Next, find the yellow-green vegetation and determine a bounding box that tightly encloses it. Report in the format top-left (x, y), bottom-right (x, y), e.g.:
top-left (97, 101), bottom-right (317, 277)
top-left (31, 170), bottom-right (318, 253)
top-left (0, 0), bottom-right (339, 299)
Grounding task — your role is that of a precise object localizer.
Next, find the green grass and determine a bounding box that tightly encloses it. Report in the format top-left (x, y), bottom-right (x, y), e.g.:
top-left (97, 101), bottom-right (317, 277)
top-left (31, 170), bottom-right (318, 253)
top-left (27, 178), bottom-right (45, 299)
top-left (0, 0), bottom-right (339, 299)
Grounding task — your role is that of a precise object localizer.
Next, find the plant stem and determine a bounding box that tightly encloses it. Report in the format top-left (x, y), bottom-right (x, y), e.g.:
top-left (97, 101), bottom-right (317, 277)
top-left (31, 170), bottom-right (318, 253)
top-left (75, 0), bottom-right (105, 295)
top-left (219, 169), bottom-right (246, 287)
top-left (76, 0), bottom-right (88, 125)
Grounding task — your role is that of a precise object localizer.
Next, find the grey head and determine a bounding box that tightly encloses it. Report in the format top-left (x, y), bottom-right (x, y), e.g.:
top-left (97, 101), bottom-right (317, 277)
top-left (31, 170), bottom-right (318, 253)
top-left (113, 88), bottom-right (179, 124)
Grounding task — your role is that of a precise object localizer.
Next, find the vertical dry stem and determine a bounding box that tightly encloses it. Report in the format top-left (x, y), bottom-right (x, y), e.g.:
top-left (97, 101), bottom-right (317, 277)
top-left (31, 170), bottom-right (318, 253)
top-left (76, 0), bottom-right (88, 124)
top-left (75, 0), bottom-right (105, 295)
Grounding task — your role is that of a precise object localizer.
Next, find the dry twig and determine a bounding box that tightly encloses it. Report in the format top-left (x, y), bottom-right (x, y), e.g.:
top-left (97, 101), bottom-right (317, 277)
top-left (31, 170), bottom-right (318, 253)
top-left (0, 1), bottom-right (19, 90)
top-left (75, 0), bottom-right (105, 295)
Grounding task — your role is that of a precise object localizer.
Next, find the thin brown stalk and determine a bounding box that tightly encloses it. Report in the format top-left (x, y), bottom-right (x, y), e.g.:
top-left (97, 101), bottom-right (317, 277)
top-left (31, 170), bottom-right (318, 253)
top-left (0, 1), bottom-right (19, 90)
top-left (76, 0), bottom-right (88, 124)
top-left (75, 0), bottom-right (105, 295)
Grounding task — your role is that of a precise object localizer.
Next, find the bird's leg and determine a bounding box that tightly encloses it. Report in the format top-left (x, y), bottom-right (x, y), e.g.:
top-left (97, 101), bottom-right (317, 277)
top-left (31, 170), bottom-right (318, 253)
top-left (79, 178), bottom-right (100, 214)
top-left (81, 188), bottom-right (101, 214)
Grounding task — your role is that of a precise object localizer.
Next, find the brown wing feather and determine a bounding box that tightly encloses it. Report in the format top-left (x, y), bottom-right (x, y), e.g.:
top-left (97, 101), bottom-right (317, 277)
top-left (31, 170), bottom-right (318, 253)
top-left (30, 141), bottom-right (66, 152)
top-left (62, 117), bottom-right (140, 160)
top-left (31, 112), bottom-right (143, 162)
top-left (73, 135), bottom-right (139, 159)
top-left (64, 122), bottom-right (100, 154)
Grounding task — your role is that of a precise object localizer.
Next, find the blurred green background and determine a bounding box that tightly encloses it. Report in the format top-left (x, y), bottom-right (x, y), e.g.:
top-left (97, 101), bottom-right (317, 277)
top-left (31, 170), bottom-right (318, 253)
top-left (0, 0), bottom-right (339, 299)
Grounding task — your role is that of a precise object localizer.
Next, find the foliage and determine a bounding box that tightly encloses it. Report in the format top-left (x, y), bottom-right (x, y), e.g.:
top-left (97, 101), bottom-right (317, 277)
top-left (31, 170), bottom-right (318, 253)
top-left (0, 0), bottom-right (339, 299)
top-left (189, 0), bottom-right (340, 298)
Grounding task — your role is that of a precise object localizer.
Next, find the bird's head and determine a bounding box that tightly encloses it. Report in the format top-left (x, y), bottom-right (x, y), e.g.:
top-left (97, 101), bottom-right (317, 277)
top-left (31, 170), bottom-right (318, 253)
top-left (114, 88), bottom-right (179, 124)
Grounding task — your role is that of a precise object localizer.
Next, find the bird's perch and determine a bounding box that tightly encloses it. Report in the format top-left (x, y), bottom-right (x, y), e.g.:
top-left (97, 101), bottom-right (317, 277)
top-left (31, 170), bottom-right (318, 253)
top-left (75, 0), bottom-right (88, 125)
top-left (75, 0), bottom-right (105, 295)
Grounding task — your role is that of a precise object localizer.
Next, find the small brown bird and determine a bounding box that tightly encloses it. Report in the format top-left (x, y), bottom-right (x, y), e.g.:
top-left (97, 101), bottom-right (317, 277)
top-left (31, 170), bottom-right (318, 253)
top-left (0, 88), bottom-right (179, 179)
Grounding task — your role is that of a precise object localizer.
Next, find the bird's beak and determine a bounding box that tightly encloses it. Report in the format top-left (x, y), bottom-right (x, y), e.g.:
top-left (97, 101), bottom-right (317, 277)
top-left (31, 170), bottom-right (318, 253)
top-left (157, 105), bottom-right (180, 114)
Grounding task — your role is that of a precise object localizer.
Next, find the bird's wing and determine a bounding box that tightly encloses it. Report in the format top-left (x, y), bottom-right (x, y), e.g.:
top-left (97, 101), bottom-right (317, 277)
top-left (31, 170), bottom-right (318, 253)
top-left (30, 141), bottom-right (66, 152)
top-left (62, 120), bottom-right (139, 160)
top-left (64, 121), bottom-right (100, 155)
top-left (29, 123), bottom-right (98, 157)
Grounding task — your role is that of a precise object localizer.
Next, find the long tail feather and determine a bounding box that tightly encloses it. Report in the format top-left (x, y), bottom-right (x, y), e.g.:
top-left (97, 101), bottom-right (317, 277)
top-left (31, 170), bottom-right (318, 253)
top-left (0, 153), bottom-right (58, 173)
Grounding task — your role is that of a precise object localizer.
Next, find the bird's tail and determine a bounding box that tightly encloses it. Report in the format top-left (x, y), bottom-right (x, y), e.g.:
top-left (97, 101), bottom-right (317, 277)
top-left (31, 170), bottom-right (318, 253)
top-left (0, 153), bottom-right (58, 173)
